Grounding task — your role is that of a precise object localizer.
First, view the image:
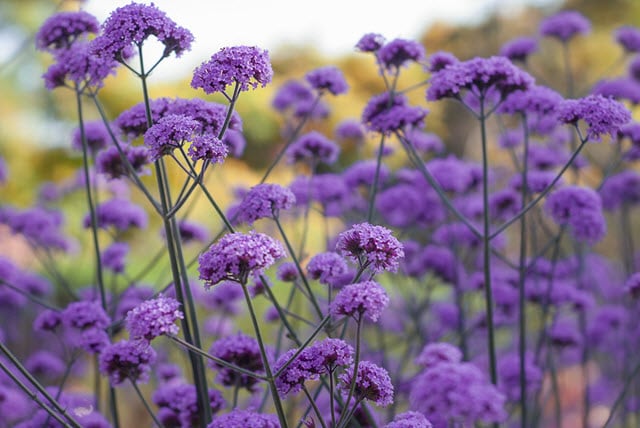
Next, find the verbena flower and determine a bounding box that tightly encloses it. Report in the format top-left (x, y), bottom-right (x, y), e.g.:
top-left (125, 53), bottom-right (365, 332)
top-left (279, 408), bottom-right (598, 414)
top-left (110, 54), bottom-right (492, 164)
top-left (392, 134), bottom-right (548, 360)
top-left (208, 333), bottom-right (267, 391)
top-left (539, 10), bottom-right (591, 42)
top-left (125, 294), bottom-right (183, 342)
top-left (545, 185), bottom-right (607, 243)
top-left (192, 46), bottom-right (273, 94)
top-left (415, 342), bottom-right (463, 369)
top-left (305, 66), bottom-right (349, 95)
top-left (339, 360), bottom-right (394, 406)
top-left (336, 222), bottom-right (404, 273)
top-left (35, 11), bottom-right (100, 52)
top-left (24, 350), bottom-right (65, 380)
top-left (207, 409), bottom-right (280, 428)
top-left (42, 41), bottom-right (117, 91)
top-left (629, 56), bottom-right (640, 81)
top-left (198, 280), bottom-right (243, 314)
top-left (235, 183), bottom-right (296, 225)
top-left (556, 94), bottom-right (631, 140)
top-left (99, 340), bottom-right (156, 386)
top-left (625, 272), bottom-right (640, 298)
top-left (143, 114), bottom-right (200, 161)
top-left (272, 80), bottom-right (322, 117)
top-left (378, 38), bottom-right (426, 70)
top-left (343, 159), bottom-right (390, 188)
top-left (362, 92), bottom-right (428, 134)
top-left (153, 382), bottom-right (226, 427)
top-left (96, 144), bottom-right (151, 179)
top-left (91, 2), bottom-right (193, 61)
top-left (198, 231), bottom-right (286, 287)
top-left (85, 198), bottom-right (148, 230)
top-left (615, 26), bottom-right (640, 53)
top-left (6, 206), bottom-right (73, 251)
top-left (426, 154), bottom-right (481, 193)
top-left (331, 281), bottom-right (390, 322)
top-left (276, 262), bottom-right (299, 282)
top-left (427, 56), bottom-right (534, 101)
top-left (356, 33), bottom-right (386, 52)
top-left (499, 36), bottom-right (539, 62)
top-left (427, 51), bottom-right (459, 72)
top-left (71, 120), bottom-right (110, 153)
top-left (306, 252), bottom-right (349, 286)
top-left (376, 183), bottom-right (445, 228)
top-left (114, 285), bottom-right (155, 320)
top-left (592, 77), bottom-right (640, 105)
top-left (599, 170), bottom-right (640, 210)
top-left (175, 220), bottom-right (210, 244)
top-left (385, 411), bottom-right (433, 428)
top-left (498, 85), bottom-right (563, 116)
top-left (287, 131), bottom-right (340, 165)
top-left (335, 118), bottom-right (366, 143)
top-left (101, 242), bottom-right (129, 273)
top-left (498, 351), bottom-right (543, 402)
top-left (404, 129), bottom-right (445, 154)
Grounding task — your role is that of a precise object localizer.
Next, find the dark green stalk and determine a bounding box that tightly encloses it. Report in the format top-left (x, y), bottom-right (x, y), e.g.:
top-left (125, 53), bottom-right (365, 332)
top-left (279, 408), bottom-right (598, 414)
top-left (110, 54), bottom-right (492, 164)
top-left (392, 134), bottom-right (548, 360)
top-left (302, 386), bottom-right (328, 428)
top-left (131, 380), bottom-right (164, 428)
top-left (336, 316), bottom-right (363, 428)
top-left (367, 135), bottom-right (386, 223)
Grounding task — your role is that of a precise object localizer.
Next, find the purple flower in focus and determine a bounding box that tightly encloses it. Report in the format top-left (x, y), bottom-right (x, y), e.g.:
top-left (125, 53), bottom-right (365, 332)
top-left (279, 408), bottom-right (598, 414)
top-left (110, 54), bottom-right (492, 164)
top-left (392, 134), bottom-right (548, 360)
top-left (499, 36), bottom-right (539, 62)
top-left (356, 33), bottom-right (386, 52)
top-left (36, 11), bottom-right (100, 52)
top-left (125, 294), bottom-right (183, 342)
top-left (192, 46), bottom-right (273, 94)
top-left (86, 198), bottom-right (148, 231)
top-left (385, 411), bottom-right (433, 428)
top-left (101, 242), bottom-right (129, 273)
top-left (208, 333), bottom-right (267, 391)
top-left (557, 94), bottom-right (631, 140)
top-left (615, 26), bottom-right (640, 53)
top-left (362, 92), bottom-right (428, 135)
top-left (378, 38), bottom-right (426, 70)
top-left (427, 56), bottom-right (534, 101)
top-left (539, 10), bottom-right (591, 42)
top-left (339, 360), bottom-right (394, 406)
top-left (198, 231), bottom-right (286, 287)
top-left (287, 131), bottom-right (340, 165)
top-left (235, 183), bottom-right (296, 225)
top-left (305, 66), bottom-right (349, 95)
top-left (207, 409), bottom-right (280, 428)
top-left (92, 2), bottom-right (193, 61)
top-left (188, 134), bottom-right (228, 163)
top-left (306, 252), bottom-right (348, 286)
top-left (336, 222), bottom-right (404, 273)
top-left (99, 340), bottom-right (156, 386)
top-left (143, 114), bottom-right (199, 161)
top-left (331, 281), bottom-right (389, 322)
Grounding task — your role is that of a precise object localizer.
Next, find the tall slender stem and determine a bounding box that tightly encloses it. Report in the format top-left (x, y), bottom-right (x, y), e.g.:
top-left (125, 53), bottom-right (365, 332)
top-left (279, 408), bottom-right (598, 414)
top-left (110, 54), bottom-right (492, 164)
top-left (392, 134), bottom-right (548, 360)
top-left (518, 114), bottom-right (530, 426)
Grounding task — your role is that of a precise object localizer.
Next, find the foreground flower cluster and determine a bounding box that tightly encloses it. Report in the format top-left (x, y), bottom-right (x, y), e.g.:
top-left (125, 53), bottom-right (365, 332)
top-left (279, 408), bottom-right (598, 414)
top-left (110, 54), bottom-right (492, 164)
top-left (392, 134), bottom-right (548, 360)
top-left (1, 2), bottom-right (640, 427)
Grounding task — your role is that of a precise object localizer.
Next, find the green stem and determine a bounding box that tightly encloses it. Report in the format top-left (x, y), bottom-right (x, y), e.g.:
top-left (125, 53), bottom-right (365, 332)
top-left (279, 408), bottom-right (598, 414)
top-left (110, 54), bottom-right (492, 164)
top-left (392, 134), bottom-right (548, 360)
top-left (302, 386), bottom-right (328, 428)
top-left (518, 114), bottom-right (530, 427)
top-left (367, 135), bottom-right (386, 223)
top-left (131, 380), bottom-right (164, 428)
top-left (336, 316), bottom-right (363, 428)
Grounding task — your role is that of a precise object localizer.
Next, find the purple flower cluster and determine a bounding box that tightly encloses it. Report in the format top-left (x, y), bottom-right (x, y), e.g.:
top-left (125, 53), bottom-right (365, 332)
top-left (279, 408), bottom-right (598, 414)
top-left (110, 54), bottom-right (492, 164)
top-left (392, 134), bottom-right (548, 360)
top-left (153, 382), bottom-right (225, 427)
top-left (192, 46), bottom-right (273, 94)
top-left (99, 340), bottom-right (157, 386)
top-left (36, 11), bottom-right (100, 52)
top-left (499, 36), bottom-right (539, 62)
top-left (305, 66), bottom-right (349, 95)
top-left (85, 198), bottom-right (148, 230)
top-left (556, 94), bottom-right (631, 140)
top-left (306, 252), bottom-right (349, 286)
top-left (208, 409), bottom-right (280, 428)
top-left (287, 131), bottom-right (340, 166)
top-left (338, 360), bottom-right (394, 406)
top-left (125, 294), bottom-right (183, 342)
top-left (335, 222), bottom-right (404, 273)
top-left (101, 242), bottom-right (129, 273)
top-left (208, 333), bottom-right (266, 391)
top-left (198, 231), bottom-right (286, 287)
top-left (96, 144), bottom-right (151, 179)
top-left (362, 92), bottom-right (428, 134)
top-left (615, 26), bottom-right (640, 53)
top-left (539, 10), bottom-right (591, 42)
top-left (234, 183), bottom-right (296, 225)
top-left (378, 38), bottom-right (426, 70)
top-left (385, 411), bottom-right (433, 428)
top-left (331, 281), bottom-right (390, 322)
top-left (545, 185), bottom-right (607, 243)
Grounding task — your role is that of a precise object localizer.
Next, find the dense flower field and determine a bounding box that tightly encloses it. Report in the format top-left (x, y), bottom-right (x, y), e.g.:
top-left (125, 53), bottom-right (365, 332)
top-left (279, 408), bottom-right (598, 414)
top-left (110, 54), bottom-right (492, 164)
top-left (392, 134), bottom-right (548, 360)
top-left (2, 2), bottom-right (640, 427)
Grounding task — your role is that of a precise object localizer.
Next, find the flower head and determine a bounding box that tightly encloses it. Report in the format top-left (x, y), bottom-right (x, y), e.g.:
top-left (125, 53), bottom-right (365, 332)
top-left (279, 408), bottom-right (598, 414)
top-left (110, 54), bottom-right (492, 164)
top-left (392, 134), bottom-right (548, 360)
top-left (96, 144), bottom-right (151, 179)
top-left (208, 409), bottom-right (280, 428)
top-left (42, 42), bottom-right (117, 91)
top-left (86, 198), bottom-right (148, 231)
top-left (306, 252), bottom-right (348, 286)
top-left (557, 94), bottom-right (631, 140)
top-left (71, 121), bottom-right (110, 153)
top-left (336, 222), bottom-right (404, 273)
top-left (143, 114), bottom-right (199, 161)
top-left (339, 360), bottom-right (394, 406)
top-left (499, 36), bottom-right (538, 62)
top-left (192, 46), bottom-right (273, 94)
top-left (287, 131), bottom-right (340, 165)
top-left (427, 51), bottom-right (458, 72)
top-left (545, 185), bottom-right (607, 243)
top-left (378, 38), bottom-right (426, 70)
top-left (362, 92), bottom-right (428, 134)
top-left (235, 183), bottom-right (296, 225)
top-left (125, 295), bottom-right (183, 342)
top-left (101, 242), bottom-right (129, 273)
top-left (539, 10), bottom-right (591, 42)
top-left (208, 333), bottom-right (266, 391)
top-left (331, 281), bottom-right (389, 322)
top-left (385, 411), bottom-right (433, 428)
top-left (92, 2), bottom-right (193, 61)
top-left (198, 231), bottom-right (286, 287)
top-left (356, 33), bottom-right (386, 52)
top-left (36, 11), bottom-right (100, 52)
top-left (99, 340), bottom-right (156, 386)
top-left (305, 66), bottom-right (349, 95)
top-left (153, 382), bottom-right (226, 427)
top-left (615, 26), bottom-right (640, 53)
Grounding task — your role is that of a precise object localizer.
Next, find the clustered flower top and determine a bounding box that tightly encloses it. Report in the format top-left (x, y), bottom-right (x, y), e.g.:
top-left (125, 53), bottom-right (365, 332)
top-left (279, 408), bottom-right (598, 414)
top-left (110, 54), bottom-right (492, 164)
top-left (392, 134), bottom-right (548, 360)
top-left (36, 11), bottom-right (100, 52)
top-left (336, 222), bottom-right (404, 273)
top-left (91, 2), bottom-right (194, 61)
top-left (499, 36), bottom-right (539, 62)
top-left (306, 251), bottom-right (349, 286)
top-left (207, 409), bottom-right (280, 428)
top-left (499, 85), bottom-right (564, 116)
top-left (377, 38), bottom-right (426, 70)
top-left (331, 280), bottom-right (390, 322)
top-left (153, 382), bottom-right (226, 427)
top-left (191, 46), bottom-right (273, 94)
top-left (235, 183), bottom-right (296, 225)
top-left (99, 339), bottom-right (157, 386)
top-left (338, 360), bottom-right (394, 407)
top-left (208, 333), bottom-right (266, 391)
top-left (125, 294), bottom-right (184, 342)
top-left (427, 56), bottom-right (535, 101)
top-left (143, 114), bottom-right (199, 161)
top-left (615, 25), bottom-right (640, 53)
top-left (556, 94), bottom-right (631, 141)
top-left (42, 42), bottom-right (118, 91)
top-left (356, 33), bottom-right (386, 52)
top-left (71, 120), bottom-right (111, 153)
top-left (539, 10), bottom-right (591, 42)
top-left (384, 411), bottom-right (433, 428)
top-left (305, 66), bottom-right (349, 95)
top-left (286, 130), bottom-right (340, 165)
top-left (545, 185), bottom-right (607, 244)
top-left (198, 231), bottom-right (286, 287)
top-left (85, 198), bottom-right (148, 231)
top-left (362, 92), bottom-right (428, 135)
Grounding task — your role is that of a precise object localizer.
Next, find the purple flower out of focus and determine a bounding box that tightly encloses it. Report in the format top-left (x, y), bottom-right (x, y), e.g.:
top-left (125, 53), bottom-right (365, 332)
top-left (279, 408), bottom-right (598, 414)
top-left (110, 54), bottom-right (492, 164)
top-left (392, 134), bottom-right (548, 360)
top-left (35, 11), bottom-right (100, 52)
top-left (427, 51), bottom-right (459, 72)
top-left (305, 66), bottom-right (349, 95)
top-left (42, 42), bottom-right (118, 91)
top-left (599, 170), bottom-right (640, 210)
top-left (153, 382), bottom-right (226, 427)
top-left (539, 10), bottom-right (591, 42)
top-left (91, 2), bottom-right (194, 61)
top-left (192, 46), bottom-right (273, 94)
top-left (85, 198), bottom-right (148, 230)
top-left (198, 231), bottom-right (286, 287)
top-left (208, 333), bottom-right (266, 391)
top-left (101, 242), bottom-right (129, 273)
top-left (499, 85), bottom-right (564, 116)
top-left (415, 342), bottom-right (463, 369)
top-left (71, 121), bottom-right (110, 153)
top-left (378, 38), bottom-right (426, 70)
top-left (499, 36), bottom-right (539, 62)
top-left (99, 340), bottom-right (157, 386)
top-left (331, 281), bottom-right (390, 322)
top-left (336, 222), bottom-right (404, 273)
top-left (306, 252), bottom-right (348, 286)
top-left (6, 206), bottom-right (73, 251)
top-left (427, 56), bottom-right (534, 101)
top-left (207, 409), bottom-right (280, 428)
top-left (615, 26), bottom-right (640, 53)
top-left (96, 144), bottom-right (151, 179)
top-left (287, 131), bottom-right (340, 166)
top-left (385, 411), bottom-right (433, 428)
top-left (592, 77), bottom-right (640, 105)
top-left (356, 33), bottom-right (386, 52)
top-left (498, 351), bottom-right (543, 402)
top-left (545, 185), bottom-right (607, 243)
top-left (235, 183), bottom-right (296, 225)
top-left (557, 94), bottom-right (631, 140)
top-left (338, 360), bottom-right (394, 406)
top-left (125, 294), bottom-right (183, 342)
top-left (362, 92), bottom-right (428, 135)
